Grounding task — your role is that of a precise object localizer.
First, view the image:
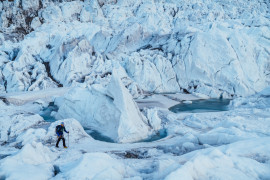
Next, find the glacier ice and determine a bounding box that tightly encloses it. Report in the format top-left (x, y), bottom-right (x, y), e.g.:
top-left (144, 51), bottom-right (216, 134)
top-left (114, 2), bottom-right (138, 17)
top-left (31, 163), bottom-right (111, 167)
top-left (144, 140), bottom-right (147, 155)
top-left (54, 70), bottom-right (150, 143)
top-left (0, 0), bottom-right (270, 179)
top-left (0, 0), bottom-right (268, 97)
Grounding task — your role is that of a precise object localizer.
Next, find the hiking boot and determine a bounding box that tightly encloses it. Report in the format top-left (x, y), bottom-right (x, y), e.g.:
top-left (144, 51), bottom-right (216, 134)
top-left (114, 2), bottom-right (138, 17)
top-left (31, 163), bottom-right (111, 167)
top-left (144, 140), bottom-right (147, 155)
top-left (64, 146), bottom-right (68, 148)
top-left (56, 146), bottom-right (59, 148)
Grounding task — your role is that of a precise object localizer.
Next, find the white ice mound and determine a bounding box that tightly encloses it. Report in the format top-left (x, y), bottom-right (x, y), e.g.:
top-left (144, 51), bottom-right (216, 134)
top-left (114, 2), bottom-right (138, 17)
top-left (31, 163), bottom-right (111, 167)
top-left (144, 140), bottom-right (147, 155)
top-left (15, 118), bottom-right (91, 147)
top-left (0, 141), bottom-right (56, 180)
top-left (54, 70), bottom-right (150, 143)
top-left (16, 128), bottom-right (47, 146)
top-left (45, 118), bottom-right (92, 144)
top-left (55, 152), bottom-right (125, 180)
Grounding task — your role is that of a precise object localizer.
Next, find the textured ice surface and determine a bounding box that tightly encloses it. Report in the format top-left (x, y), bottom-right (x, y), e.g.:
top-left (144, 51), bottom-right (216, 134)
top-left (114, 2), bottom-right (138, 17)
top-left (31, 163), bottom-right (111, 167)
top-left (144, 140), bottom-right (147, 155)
top-left (0, 0), bottom-right (269, 97)
top-left (0, 0), bottom-right (270, 179)
top-left (0, 87), bottom-right (270, 179)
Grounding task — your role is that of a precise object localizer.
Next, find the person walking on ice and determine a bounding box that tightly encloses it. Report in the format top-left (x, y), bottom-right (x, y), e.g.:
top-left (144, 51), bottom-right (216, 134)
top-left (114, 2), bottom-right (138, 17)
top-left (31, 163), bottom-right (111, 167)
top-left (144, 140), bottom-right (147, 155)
top-left (55, 122), bottom-right (69, 148)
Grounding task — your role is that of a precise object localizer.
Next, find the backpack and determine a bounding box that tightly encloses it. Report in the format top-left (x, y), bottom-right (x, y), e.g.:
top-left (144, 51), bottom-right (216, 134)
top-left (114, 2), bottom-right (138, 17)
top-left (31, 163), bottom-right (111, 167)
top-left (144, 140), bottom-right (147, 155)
top-left (56, 125), bottom-right (62, 134)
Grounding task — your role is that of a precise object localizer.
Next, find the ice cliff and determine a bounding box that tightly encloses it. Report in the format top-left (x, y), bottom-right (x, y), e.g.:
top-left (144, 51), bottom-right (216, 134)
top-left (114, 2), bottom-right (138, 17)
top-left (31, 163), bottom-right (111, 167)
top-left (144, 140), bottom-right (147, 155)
top-left (0, 0), bottom-right (269, 97)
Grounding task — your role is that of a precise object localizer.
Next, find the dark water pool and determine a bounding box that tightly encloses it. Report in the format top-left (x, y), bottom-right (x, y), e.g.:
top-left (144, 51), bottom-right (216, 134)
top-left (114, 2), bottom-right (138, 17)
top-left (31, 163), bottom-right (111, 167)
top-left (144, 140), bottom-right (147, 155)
top-left (169, 99), bottom-right (231, 113)
top-left (84, 128), bottom-right (115, 143)
top-left (84, 128), bottom-right (167, 143)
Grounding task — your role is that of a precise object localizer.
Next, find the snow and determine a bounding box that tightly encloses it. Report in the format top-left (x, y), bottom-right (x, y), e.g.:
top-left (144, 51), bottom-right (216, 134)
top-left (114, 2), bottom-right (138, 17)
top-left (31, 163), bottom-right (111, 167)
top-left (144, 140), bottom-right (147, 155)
top-left (136, 94), bottom-right (180, 109)
top-left (0, 87), bottom-right (70, 105)
top-left (0, 142), bottom-right (56, 180)
top-left (16, 128), bottom-right (47, 146)
top-left (53, 152), bottom-right (125, 180)
top-left (165, 138), bottom-right (270, 180)
top-left (0, 109), bottom-right (43, 142)
top-left (135, 93), bottom-right (201, 109)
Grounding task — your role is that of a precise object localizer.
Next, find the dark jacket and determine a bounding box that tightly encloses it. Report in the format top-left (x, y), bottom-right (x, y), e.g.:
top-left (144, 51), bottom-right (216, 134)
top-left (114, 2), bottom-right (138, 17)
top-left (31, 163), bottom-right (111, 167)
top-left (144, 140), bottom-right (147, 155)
top-left (55, 125), bottom-right (68, 137)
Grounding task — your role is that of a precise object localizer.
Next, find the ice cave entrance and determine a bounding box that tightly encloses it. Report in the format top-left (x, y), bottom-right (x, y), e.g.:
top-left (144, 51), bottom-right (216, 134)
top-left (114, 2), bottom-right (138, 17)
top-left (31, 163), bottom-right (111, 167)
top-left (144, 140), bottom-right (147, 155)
top-left (169, 98), bottom-right (231, 113)
top-left (40, 102), bottom-right (167, 143)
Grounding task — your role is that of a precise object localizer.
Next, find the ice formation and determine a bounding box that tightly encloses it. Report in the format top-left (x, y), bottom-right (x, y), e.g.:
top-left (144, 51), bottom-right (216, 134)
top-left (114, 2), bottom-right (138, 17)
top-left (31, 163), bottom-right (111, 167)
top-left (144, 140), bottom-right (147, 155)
top-left (0, 0), bottom-right (268, 97)
top-left (0, 0), bottom-right (270, 179)
top-left (54, 70), bottom-right (150, 143)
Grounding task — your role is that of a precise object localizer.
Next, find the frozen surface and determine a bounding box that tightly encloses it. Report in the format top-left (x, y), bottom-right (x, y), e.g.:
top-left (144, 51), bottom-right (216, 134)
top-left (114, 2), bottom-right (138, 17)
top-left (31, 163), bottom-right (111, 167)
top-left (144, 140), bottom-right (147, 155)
top-left (0, 87), bottom-right (70, 105)
top-left (53, 152), bottom-right (125, 180)
top-left (0, 142), bottom-right (56, 180)
top-left (0, 0), bottom-right (269, 97)
top-left (135, 93), bottom-right (201, 109)
top-left (0, 0), bottom-right (270, 179)
top-left (0, 86), bottom-right (270, 179)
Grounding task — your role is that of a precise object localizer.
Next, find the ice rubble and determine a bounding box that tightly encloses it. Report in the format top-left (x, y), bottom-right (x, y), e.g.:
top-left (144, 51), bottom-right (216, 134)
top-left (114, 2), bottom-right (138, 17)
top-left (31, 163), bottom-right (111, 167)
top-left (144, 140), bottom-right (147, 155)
top-left (0, 142), bottom-right (56, 180)
top-left (0, 0), bottom-right (269, 97)
top-left (0, 0), bottom-right (270, 179)
top-left (0, 97), bottom-right (127, 179)
top-left (54, 70), bottom-right (151, 143)
top-left (165, 138), bottom-right (270, 180)
top-left (0, 83), bottom-right (270, 179)
top-left (0, 106), bottom-right (43, 142)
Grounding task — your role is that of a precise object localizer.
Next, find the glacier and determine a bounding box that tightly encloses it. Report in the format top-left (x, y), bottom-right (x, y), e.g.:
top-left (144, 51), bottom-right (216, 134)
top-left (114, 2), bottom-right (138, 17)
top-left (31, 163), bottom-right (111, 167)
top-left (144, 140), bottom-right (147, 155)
top-left (0, 0), bottom-right (270, 179)
top-left (0, 0), bottom-right (269, 97)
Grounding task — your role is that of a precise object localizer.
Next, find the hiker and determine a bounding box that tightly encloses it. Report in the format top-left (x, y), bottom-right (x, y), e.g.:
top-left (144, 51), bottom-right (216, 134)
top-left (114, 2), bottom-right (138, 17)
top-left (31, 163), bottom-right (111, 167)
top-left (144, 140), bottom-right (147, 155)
top-left (55, 122), bottom-right (69, 148)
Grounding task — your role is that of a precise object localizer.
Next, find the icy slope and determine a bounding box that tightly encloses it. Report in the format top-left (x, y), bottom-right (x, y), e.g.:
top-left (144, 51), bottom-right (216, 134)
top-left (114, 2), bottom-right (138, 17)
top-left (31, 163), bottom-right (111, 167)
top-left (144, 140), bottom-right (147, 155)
top-left (0, 0), bottom-right (269, 97)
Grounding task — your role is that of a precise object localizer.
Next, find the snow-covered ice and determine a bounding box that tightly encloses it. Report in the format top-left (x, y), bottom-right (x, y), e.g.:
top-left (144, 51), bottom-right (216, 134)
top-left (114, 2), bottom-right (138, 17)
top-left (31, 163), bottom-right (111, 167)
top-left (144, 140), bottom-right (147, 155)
top-left (0, 0), bottom-right (270, 179)
top-left (0, 142), bottom-right (56, 180)
top-left (0, 0), bottom-right (269, 97)
top-left (0, 85), bottom-right (270, 179)
top-left (53, 152), bottom-right (125, 180)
